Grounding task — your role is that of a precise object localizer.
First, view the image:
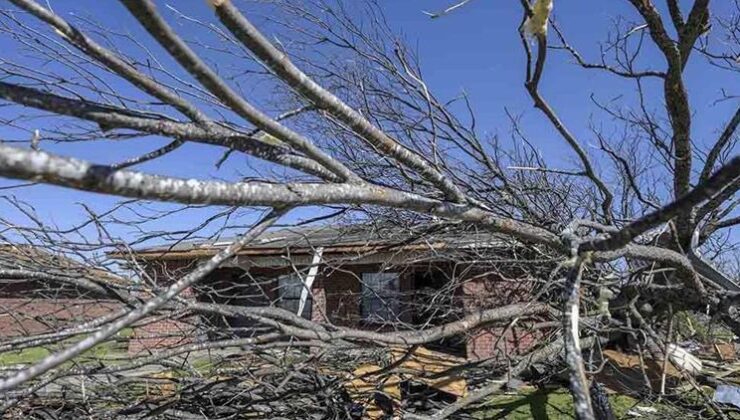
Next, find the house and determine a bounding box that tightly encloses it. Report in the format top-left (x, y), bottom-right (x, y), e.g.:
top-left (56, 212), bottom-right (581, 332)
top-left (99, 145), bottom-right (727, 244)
top-left (0, 244), bottom-right (124, 339)
top-left (118, 224), bottom-right (542, 360)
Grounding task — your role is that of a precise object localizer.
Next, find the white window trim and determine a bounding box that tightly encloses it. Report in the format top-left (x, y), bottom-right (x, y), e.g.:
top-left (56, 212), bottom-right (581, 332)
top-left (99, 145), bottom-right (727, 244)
top-left (297, 247), bottom-right (323, 317)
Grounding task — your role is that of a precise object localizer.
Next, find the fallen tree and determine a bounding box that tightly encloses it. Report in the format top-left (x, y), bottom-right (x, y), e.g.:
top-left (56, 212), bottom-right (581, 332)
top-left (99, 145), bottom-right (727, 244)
top-left (0, 0), bottom-right (737, 418)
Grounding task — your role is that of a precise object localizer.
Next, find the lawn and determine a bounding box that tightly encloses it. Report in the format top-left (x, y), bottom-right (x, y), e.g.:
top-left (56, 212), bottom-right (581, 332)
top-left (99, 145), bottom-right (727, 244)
top-left (0, 328), bottom-right (132, 366)
top-left (472, 387), bottom-right (676, 419)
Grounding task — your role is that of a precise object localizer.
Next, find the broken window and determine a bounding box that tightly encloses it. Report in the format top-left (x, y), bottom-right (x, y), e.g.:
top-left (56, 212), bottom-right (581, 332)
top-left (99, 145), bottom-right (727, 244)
top-left (277, 273), bottom-right (312, 319)
top-left (361, 272), bottom-right (400, 322)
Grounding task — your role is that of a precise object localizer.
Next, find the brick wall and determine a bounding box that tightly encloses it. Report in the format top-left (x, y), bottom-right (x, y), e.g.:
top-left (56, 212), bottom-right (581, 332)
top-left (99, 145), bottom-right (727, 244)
top-left (460, 274), bottom-right (539, 361)
top-left (127, 316), bottom-right (198, 355)
top-left (466, 326), bottom-right (539, 361)
top-left (316, 266), bottom-right (362, 326)
top-left (125, 261), bottom-right (539, 361)
top-left (0, 298), bottom-right (122, 337)
top-left (127, 286), bottom-right (198, 355)
top-left (312, 264), bottom-right (415, 326)
top-left (311, 284), bottom-right (327, 323)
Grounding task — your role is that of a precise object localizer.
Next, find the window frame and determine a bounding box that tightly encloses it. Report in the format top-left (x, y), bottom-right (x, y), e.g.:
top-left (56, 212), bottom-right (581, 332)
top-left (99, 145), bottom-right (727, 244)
top-left (276, 272), bottom-right (312, 319)
top-left (360, 272), bottom-right (400, 322)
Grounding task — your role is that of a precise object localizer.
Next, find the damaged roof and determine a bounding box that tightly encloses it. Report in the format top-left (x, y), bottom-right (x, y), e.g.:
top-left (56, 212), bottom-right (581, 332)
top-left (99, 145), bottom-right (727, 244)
top-left (112, 224), bottom-right (512, 261)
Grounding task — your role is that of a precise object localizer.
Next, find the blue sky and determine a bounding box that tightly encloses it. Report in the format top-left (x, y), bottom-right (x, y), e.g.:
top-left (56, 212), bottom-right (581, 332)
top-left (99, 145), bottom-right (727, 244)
top-left (0, 0), bottom-right (737, 247)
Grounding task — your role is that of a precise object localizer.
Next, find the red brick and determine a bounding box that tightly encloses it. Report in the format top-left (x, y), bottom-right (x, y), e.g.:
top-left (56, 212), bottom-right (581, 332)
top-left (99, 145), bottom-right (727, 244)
top-left (0, 298), bottom-right (122, 337)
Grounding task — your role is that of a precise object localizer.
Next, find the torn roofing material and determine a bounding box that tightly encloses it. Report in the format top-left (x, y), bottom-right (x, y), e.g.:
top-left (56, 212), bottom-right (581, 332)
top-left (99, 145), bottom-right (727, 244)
top-left (109, 224), bottom-right (514, 261)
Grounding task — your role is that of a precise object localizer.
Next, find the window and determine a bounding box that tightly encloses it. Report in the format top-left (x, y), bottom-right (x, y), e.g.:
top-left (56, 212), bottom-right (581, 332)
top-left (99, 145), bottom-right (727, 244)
top-left (277, 273), bottom-right (312, 319)
top-left (361, 272), bottom-right (400, 322)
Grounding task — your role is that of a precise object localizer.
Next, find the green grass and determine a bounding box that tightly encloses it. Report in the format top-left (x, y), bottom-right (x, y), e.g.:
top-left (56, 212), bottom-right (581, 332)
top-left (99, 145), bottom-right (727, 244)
top-left (0, 341), bottom-right (121, 366)
top-left (675, 311), bottom-right (734, 343)
top-left (0, 329), bottom-right (132, 366)
top-left (0, 347), bottom-right (52, 365)
top-left (473, 387), bottom-right (671, 419)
